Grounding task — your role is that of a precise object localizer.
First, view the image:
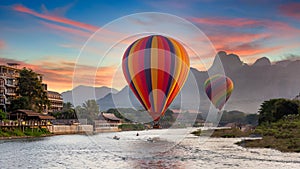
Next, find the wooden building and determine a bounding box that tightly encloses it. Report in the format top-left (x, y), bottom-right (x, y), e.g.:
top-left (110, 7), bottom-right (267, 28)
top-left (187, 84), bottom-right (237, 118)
top-left (9, 109), bottom-right (55, 126)
top-left (94, 113), bottom-right (121, 132)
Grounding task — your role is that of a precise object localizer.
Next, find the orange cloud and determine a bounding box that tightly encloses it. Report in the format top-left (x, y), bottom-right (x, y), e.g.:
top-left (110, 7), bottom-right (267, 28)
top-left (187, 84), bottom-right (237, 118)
top-left (13, 4), bottom-right (98, 32)
top-left (40, 21), bottom-right (92, 38)
top-left (0, 57), bottom-right (118, 93)
top-left (279, 2), bottom-right (300, 19)
top-left (190, 17), bottom-right (300, 35)
top-left (189, 16), bottom-right (300, 63)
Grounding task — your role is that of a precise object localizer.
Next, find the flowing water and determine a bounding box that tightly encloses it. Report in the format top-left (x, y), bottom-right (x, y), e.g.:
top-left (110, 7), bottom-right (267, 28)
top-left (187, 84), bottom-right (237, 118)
top-left (0, 128), bottom-right (299, 169)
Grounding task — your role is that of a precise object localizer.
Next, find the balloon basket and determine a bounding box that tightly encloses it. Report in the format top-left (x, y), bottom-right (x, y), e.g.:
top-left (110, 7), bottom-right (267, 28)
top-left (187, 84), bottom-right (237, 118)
top-left (153, 123), bottom-right (161, 129)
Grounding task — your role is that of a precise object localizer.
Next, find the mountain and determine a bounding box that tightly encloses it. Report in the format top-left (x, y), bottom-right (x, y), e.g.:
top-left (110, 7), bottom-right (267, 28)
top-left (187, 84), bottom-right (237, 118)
top-left (252, 57), bottom-right (271, 67)
top-left (97, 51), bottom-right (300, 113)
top-left (62, 85), bottom-right (118, 106)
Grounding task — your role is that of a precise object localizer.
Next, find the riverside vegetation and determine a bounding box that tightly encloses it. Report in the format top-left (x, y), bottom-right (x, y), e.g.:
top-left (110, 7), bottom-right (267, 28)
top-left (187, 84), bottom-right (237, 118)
top-left (192, 98), bottom-right (300, 152)
top-left (0, 128), bottom-right (50, 138)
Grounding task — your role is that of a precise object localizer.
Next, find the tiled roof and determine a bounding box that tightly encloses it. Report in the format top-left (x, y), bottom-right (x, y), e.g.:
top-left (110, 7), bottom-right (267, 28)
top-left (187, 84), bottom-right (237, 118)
top-left (102, 113), bottom-right (121, 121)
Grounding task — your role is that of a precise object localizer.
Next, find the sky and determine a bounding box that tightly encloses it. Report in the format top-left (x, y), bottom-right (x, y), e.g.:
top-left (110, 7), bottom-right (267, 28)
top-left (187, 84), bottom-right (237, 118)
top-left (0, 0), bottom-right (300, 92)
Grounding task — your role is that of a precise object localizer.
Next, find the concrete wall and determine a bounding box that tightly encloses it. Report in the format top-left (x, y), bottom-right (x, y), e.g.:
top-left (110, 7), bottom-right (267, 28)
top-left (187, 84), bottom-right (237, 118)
top-left (47, 125), bottom-right (93, 134)
top-left (94, 126), bottom-right (121, 133)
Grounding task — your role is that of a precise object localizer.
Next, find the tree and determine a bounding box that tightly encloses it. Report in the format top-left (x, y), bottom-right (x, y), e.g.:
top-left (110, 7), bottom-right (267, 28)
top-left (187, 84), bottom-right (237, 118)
top-left (245, 114), bottom-right (259, 126)
top-left (11, 68), bottom-right (49, 112)
top-left (10, 96), bottom-right (30, 111)
top-left (76, 100), bottom-right (99, 124)
top-left (51, 102), bottom-right (77, 119)
top-left (258, 98), bottom-right (300, 124)
top-left (0, 109), bottom-right (7, 120)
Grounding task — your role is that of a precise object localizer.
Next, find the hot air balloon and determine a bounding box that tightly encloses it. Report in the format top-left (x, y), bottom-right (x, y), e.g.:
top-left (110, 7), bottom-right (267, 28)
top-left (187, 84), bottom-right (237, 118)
top-left (204, 74), bottom-right (234, 111)
top-left (122, 35), bottom-right (190, 128)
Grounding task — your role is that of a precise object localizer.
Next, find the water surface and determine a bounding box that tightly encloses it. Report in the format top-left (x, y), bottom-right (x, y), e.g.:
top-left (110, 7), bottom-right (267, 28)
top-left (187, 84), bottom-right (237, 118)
top-left (0, 129), bottom-right (299, 169)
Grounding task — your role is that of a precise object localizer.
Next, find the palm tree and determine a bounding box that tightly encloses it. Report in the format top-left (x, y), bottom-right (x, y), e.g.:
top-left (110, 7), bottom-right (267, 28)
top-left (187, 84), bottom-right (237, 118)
top-left (79, 100), bottom-right (99, 124)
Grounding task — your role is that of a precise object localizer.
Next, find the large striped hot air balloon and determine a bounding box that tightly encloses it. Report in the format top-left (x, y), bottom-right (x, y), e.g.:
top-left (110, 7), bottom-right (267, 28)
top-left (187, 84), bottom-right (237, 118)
top-left (204, 75), bottom-right (234, 110)
top-left (122, 35), bottom-right (190, 125)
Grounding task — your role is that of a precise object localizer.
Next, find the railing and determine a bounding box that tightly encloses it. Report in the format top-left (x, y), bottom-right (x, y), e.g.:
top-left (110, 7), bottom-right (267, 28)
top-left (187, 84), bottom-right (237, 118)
top-left (0, 73), bottom-right (19, 78)
top-left (0, 120), bottom-right (52, 127)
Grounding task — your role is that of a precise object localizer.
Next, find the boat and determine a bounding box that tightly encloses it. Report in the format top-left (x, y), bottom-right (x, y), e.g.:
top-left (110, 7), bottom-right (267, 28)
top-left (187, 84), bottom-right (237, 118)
top-left (147, 137), bottom-right (154, 142)
top-left (113, 136), bottom-right (120, 140)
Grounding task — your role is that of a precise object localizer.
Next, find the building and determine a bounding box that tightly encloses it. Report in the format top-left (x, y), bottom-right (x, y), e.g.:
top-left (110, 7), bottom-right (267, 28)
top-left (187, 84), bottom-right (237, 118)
top-left (0, 63), bottom-right (52, 113)
top-left (0, 63), bottom-right (20, 111)
top-left (47, 91), bottom-right (63, 113)
top-left (94, 113), bottom-right (122, 132)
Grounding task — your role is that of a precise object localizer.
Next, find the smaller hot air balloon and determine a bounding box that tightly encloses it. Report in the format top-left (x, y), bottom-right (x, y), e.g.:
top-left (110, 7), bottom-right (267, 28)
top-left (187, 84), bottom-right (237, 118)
top-left (204, 74), bottom-right (234, 111)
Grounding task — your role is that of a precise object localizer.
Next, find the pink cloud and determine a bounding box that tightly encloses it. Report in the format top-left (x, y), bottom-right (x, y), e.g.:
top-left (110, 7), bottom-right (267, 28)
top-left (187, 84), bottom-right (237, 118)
top-left (13, 4), bottom-right (98, 32)
top-left (190, 17), bottom-right (263, 28)
top-left (40, 21), bottom-right (92, 38)
top-left (190, 17), bottom-right (300, 34)
top-left (0, 57), bottom-right (118, 93)
top-left (279, 2), bottom-right (300, 19)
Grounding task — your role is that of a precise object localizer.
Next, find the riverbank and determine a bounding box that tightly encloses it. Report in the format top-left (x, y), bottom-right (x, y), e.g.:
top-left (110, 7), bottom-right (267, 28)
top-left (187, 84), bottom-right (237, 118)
top-left (192, 117), bottom-right (300, 153)
top-left (236, 116), bottom-right (300, 152)
top-left (0, 128), bottom-right (53, 140)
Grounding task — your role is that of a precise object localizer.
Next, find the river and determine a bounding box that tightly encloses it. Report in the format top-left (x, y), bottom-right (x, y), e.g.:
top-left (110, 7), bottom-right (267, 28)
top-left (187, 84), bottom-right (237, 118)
top-left (0, 128), bottom-right (299, 169)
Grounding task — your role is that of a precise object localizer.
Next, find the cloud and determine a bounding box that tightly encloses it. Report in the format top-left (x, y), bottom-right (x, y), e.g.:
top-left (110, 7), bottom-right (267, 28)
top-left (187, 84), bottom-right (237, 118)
top-left (189, 16), bottom-right (300, 61)
top-left (280, 54), bottom-right (300, 61)
top-left (40, 21), bottom-right (92, 38)
top-left (145, 0), bottom-right (192, 9)
top-left (224, 42), bottom-right (282, 57)
top-left (190, 17), bottom-right (263, 28)
top-left (190, 16), bottom-right (300, 35)
top-left (12, 4), bottom-right (98, 32)
top-left (0, 57), bottom-right (118, 93)
top-left (279, 2), bottom-right (300, 19)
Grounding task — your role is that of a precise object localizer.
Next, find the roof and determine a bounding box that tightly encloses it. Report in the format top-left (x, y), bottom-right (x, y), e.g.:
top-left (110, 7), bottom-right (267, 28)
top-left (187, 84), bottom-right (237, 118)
top-left (11, 109), bottom-right (55, 120)
top-left (47, 90), bottom-right (61, 95)
top-left (102, 113), bottom-right (121, 121)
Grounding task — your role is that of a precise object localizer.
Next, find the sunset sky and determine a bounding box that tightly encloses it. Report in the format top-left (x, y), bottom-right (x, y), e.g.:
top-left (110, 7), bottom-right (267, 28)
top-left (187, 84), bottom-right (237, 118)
top-left (0, 0), bottom-right (300, 92)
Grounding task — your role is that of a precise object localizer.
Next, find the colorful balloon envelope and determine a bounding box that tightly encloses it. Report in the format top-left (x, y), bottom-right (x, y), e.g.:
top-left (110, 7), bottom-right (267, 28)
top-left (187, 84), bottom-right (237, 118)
top-left (204, 74), bottom-right (234, 110)
top-left (122, 35), bottom-right (190, 122)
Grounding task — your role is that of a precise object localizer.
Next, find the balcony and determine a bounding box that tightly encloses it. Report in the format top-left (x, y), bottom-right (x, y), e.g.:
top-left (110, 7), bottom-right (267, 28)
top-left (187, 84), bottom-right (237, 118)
top-left (0, 73), bottom-right (19, 78)
top-left (6, 92), bottom-right (16, 96)
top-left (5, 83), bottom-right (17, 87)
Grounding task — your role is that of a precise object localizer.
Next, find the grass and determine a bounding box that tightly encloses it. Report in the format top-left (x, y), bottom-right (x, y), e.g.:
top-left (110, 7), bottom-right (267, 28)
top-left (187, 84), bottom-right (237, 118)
top-left (0, 127), bottom-right (50, 138)
top-left (118, 123), bottom-right (145, 131)
top-left (191, 128), bottom-right (252, 138)
top-left (236, 115), bottom-right (300, 152)
top-left (191, 115), bottom-right (300, 152)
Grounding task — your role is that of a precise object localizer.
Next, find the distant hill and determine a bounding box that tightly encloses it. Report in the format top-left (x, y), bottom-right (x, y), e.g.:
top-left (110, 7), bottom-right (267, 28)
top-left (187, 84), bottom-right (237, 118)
top-left (96, 51), bottom-right (300, 113)
top-left (61, 85), bottom-right (118, 106)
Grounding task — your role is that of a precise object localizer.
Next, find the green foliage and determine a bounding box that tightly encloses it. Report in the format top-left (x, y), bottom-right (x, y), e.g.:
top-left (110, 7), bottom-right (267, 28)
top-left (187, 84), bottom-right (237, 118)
top-left (10, 96), bottom-right (30, 111)
top-left (258, 98), bottom-right (300, 125)
top-left (118, 123), bottom-right (145, 131)
top-left (51, 102), bottom-right (77, 119)
top-left (0, 109), bottom-right (7, 120)
top-left (106, 108), bottom-right (132, 122)
top-left (76, 100), bottom-right (99, 124)
top-left (0, 127), bottom-right (50, 137)
top-left (220, 110), bottom-right (246, 125)
top-left (241, 114), bottom-right (300, 152)
top-left (24, 128), bottom-right (50, 137)
top-left (218, 111), bottom-right (258, 126)
top-left (245, 114), bottom-right (259, 126)
top-left (10, 68), bottom-right (49, 112)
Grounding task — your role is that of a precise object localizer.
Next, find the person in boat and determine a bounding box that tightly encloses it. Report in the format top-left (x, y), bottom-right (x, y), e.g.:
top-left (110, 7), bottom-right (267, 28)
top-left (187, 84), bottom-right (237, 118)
top-left (136, 133), bottom-right (139, 136)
